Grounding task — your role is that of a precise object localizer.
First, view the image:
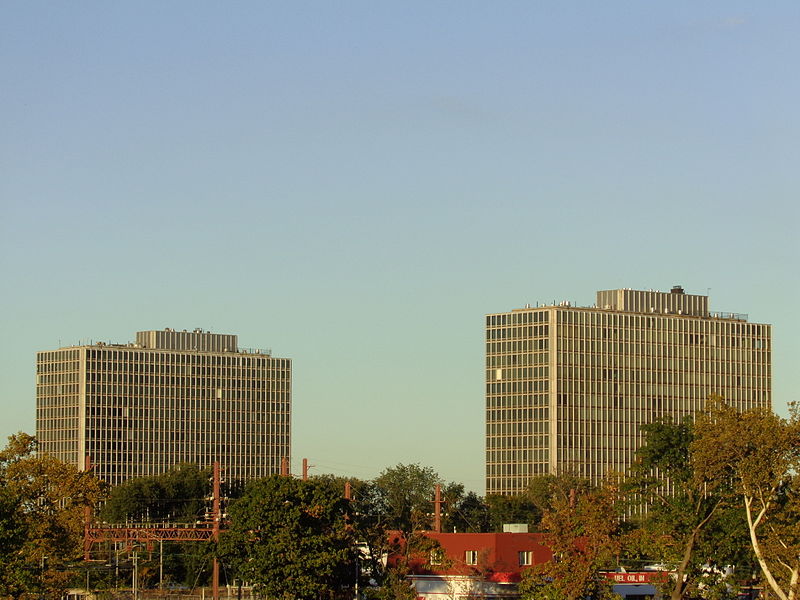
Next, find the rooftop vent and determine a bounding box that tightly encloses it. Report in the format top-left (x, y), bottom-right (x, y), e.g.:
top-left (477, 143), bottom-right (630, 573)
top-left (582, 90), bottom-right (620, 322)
top-left (671, 285), bottom-right (685, 294)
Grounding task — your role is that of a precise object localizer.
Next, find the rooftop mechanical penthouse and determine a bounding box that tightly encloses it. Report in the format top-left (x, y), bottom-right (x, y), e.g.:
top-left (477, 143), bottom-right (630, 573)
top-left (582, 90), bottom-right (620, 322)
top-left (36, 329), bottom-right (291, 485)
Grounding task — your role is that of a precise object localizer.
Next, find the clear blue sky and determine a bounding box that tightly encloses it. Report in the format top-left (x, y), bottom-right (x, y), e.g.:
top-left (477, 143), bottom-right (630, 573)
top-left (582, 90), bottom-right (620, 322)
top-left (2, 2), bottom-right (798, 493)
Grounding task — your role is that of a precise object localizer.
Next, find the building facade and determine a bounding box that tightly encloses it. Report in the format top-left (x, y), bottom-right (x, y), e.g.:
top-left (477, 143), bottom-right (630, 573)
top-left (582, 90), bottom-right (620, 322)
top-left (36, 329), bottom-right (290, 485)
top-left (486, 286), bottom-right (771, 495)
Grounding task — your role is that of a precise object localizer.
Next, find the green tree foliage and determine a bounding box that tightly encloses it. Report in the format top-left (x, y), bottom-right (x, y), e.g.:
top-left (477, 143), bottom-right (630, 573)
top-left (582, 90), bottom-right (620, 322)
top-left (0, 484), bottom-right (34, 599)
top-left (357, 464), bottom-right (452, 594)
top-left (222, 475), bottom-right (356, 600)
top-left (308, 475), bottom-right (394, 591)
top-left (485, 493), bottom-right (540, 532)
top-left (519, 479), bottom-right (623, 600)
top-left (629, 416), bottom-right (743, 600)
top-left (441, 484), bottom-right (490, 533)
top-left (373, 463), bottom-right (442, 533)
top-left (0, 432), bottom-right (107, 600)
top-left (99, 463), bottom-right (215, 587)
top-left (100, 463), bottom-right (210, 523)
top-left (692, 401), bottom-right (800, 600)
top-left (363, 566), bottom-right (417, 600)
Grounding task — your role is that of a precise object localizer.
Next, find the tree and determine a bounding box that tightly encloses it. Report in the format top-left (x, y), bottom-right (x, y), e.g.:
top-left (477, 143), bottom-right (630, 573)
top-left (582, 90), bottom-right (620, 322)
top-left (307, 475), bottom-right (394, 593)
top-left (441, 484), bottom-right (490, 533)
top-left (222, 475), bottom-right (356, 600)
top-left (0, 432), bottom-right (107, 599)
top-left (101, 463), bottom-right (210, 523)
top-left (485, 494), bottom-right (540, 532)
top-left (519, 479), bottom-right (623, 600)
top-left (373, 463), bottom-right (442, 533)
top-left (528, 473), bottom-right (593, 515)
top-left (0, 484), bottom-right (34, 599)
top-left (692, 401), bottom-right (800, 600)
top-left (365, 566), bottom-right (417, 600)
top-left (99, 463), bottom-right (215, 587)
top-left (629, 416), bottom-right (743, 600)
top-left (308, 467), bottom-right (451, 596)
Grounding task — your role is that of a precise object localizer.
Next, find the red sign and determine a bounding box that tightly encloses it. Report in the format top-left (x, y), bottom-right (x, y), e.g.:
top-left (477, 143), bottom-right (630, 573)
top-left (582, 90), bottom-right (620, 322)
top-left (604, 572), bottom-right (667, 584)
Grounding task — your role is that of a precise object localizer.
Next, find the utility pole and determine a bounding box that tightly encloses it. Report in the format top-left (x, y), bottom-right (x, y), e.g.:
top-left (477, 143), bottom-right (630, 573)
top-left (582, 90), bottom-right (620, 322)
top-left (433, 484), bottom-right (442, 533)
top-left (84, 458), bottom-right (228, 598)
top-left (84, 455), bottom-right (93, 560)
top-left (302, 458), bottom-right (308, 480)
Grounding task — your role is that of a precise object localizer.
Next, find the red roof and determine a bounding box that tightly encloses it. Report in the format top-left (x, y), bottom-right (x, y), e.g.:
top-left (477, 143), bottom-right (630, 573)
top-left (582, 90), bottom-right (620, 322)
top-left (388, 531), bottom-right (553, 582)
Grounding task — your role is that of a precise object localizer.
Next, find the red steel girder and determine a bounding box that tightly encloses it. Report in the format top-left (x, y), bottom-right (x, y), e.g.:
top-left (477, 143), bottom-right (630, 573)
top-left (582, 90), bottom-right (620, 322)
top-left (86, 525), bottom-right (219, 544)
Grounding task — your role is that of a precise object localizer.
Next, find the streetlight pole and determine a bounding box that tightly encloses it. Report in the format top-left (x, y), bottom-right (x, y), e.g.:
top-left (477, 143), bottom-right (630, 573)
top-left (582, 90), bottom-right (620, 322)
top-left (132, 550), bottom-right (138, 600)
top-left (40, 556), bottom-right (48, 589)
top-left (160, 539), bottom-right (164, 591)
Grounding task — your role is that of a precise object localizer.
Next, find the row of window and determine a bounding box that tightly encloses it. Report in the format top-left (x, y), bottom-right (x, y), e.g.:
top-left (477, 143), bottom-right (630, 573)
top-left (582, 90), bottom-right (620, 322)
top-left (37, 372), bottom-right (79, 384)
top-left (37, 351), bottom-right (80, 364)
top-left (430, 546), bottom-right (533, 567)
top-left (486, 311), bottom-right (550, 327)
top-left (486, 461), bottom-right (549, 476)
top-left (485, 435), bottom-right (550, 451)
top-left (486, 394), bottom-right (549, 409)
top-left (486, 381), bottom-right (549, 395)
top-left (555, 309), bottom-right (766, 333)
top-left (486, 340), bottom-right (548, 355)
top-left (86, 349), bottom-right (289, 369)
top-left (486, 409), bottom-right (549, 424)
top-left (555, 341), bottom-right (770, 361)
top-left (490, 366), bottom-right (549, 381)
top-left (559, 372), bottom-right (770, 390)
top-left (84, 385), bottom-right (290, 399)
top-left (486, 325), bottom-right (548, 340)
top-left (87, 363), bottom-right (291, 379)
top-left (486, 352), bottom-right (549, 367)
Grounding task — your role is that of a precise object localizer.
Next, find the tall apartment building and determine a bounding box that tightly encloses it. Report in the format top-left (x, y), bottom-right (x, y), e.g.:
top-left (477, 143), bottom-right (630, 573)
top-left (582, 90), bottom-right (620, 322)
top-left (485, 286), bottom-right (771, 495)
top-left (36, 329), bottom-right (291, 485)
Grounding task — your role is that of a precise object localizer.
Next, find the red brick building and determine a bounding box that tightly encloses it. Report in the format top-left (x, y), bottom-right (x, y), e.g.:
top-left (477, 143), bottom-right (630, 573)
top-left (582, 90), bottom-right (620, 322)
top-left (387, 531), bottom-right (553, 600)
top-left (388, 531), bottom-right (666, 600)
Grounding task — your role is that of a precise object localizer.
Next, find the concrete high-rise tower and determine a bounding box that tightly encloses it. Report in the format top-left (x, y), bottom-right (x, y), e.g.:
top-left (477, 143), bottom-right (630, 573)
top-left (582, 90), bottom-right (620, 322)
top-left (36, 328), bottom-right (291, 485)
top-left (485, 287), bottom-right (771, 495)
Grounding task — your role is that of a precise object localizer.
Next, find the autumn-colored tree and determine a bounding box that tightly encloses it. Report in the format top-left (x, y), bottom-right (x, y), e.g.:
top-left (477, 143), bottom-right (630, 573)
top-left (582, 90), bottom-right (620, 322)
top-left (692, 401), bottom-right (800, 600)
top-left (629, 416), bottom-right (744, 600)
top-left (527, 473), bottom-right (594, 515)
top-left (519, 478), bottom-right (623, 600)
top-left (0, 432), bottom-right (107, 600)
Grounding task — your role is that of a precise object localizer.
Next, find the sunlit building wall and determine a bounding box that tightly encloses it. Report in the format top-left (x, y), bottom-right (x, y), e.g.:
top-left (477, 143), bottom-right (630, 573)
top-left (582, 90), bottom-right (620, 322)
top-left (36, 329), bottom-right (291, 485)
top-left (486, 286), bottom-right (771, 495)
